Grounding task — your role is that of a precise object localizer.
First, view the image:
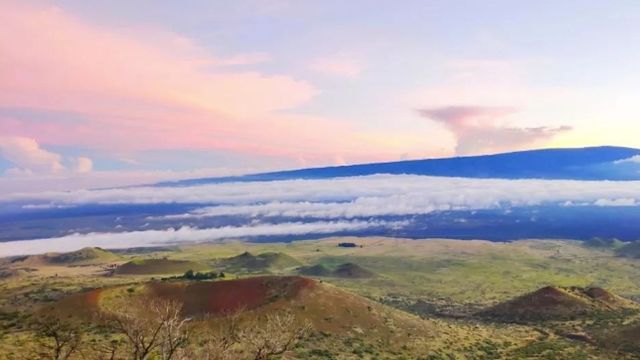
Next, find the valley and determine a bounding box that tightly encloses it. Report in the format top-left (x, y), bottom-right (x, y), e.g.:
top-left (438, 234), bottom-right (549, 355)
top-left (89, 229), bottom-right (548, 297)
top-left (2, 237), bottom-right (640, 359)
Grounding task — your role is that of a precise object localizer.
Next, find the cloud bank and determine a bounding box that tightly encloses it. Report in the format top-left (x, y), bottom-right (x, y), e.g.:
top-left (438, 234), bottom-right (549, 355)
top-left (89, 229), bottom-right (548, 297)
top-left (0, 220), bottom-right (392, 256)
top-left (3, 174), bottom-right (640, 255)
top-left (6, 174), bottom-right (640, 213)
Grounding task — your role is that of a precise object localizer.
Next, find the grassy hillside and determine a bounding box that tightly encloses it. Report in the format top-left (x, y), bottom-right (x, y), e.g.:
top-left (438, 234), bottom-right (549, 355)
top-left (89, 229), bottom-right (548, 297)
top-left (297, 264), bottom-right (332, 276)
top-left (216, 251), bottom-right (302, 273)
top-left (298, 262), bottom-right (376, 279)
top-left (48, 247), bottom-right (121, 265)
top-left (617, 241), bottom-right (640, 259)
top-left (10, 247), bottom-right (121, 266)
top-left (45, 276), bottom-right (547, 358)
top-left (479, 286), bottom-right (636, 322)
top-left (115, 258), bottom-right (208, 275)
top-left (332, 262), bottom-right (376, 278)
top-left (3, 237), bottom-right (640, 359)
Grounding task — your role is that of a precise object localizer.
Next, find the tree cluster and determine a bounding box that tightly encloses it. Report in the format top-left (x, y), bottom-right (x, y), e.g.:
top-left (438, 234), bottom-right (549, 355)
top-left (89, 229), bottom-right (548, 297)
top-left (182, 270), bottom-right (225, 281)
top-left (337, 242), bottom-right (357, 248)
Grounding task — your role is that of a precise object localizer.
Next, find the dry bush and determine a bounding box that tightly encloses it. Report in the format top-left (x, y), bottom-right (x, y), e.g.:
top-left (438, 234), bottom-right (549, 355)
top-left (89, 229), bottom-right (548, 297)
top-left (30, 316), bottom-right (83, 360)
top-left (184, 310), bottom-right (311, 360)
top-left (239, 311), bottom-right (312, 360)
top-left (93, 297), bottom-right (311, 360)
top-left (185, 311), bottom-right (243, 360)
top-left (100, 297), bottom-right (190, 360)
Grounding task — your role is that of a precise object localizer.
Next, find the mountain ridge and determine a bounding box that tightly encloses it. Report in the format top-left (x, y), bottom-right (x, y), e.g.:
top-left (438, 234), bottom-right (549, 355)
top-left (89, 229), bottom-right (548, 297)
top-left (159, 146), bottom-right (640, 186)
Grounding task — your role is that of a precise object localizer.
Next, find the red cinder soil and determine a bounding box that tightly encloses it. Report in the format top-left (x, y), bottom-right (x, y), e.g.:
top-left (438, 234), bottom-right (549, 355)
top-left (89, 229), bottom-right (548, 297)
top-left (584, 287), bottom-right (616, 303)
top-left (148, 276), bottom-right (315, 315)
top-left (84, 288), bottom-right (103, 307)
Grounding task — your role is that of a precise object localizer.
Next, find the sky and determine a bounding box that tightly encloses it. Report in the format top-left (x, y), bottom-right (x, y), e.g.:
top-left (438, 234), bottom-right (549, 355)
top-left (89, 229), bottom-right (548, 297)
top-left (1, 0), bottom-right (640, 193)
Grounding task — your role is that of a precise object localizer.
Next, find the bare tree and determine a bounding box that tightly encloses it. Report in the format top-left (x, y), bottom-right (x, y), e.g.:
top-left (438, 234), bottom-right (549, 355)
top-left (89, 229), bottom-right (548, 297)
top-left (101, 297), bottom-right (189, 360)
top-left (239, 312), bottom-right (311, 360)
top-left (98, 297), bottom-right (311, 360)
top-left (186, 311), bottom-right (242, 360)
top-left (153, 300), bottom-right (191, 360)
top-left (31, 316), bottom-right (83, 360)
top-left (90, 337), bottom-right (124, 360)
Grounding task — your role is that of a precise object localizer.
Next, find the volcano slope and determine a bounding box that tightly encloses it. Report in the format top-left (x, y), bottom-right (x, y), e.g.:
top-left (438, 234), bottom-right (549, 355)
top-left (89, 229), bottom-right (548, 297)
top-left (214, 251), bottom-right (302, 273)
top-left (5, 238), bottom-right (640, 359)
top-left (297, 262), bottom-right (376, 279)
top-left (44, 275), bottom-right (545, 359)
top-left (479, 286), bottom-right (637, 322)
top-left (8, 247), bottom-right (121, 267)
top-left (114, 258), bottom-right (208, 275)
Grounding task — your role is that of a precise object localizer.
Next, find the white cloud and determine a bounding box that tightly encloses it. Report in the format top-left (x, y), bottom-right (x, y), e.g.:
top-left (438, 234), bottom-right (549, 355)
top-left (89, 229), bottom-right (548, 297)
top-left (6, 175), bottom-right (640, 211)
top-left (0, 220), bottom-right (392, 256)
top-left (593, 198), bottom-right (637, 207)
top-left (5, 174), bottom-right (640, 217)
top-left (4, 174), bottom-right (640, 256)
top-left (0, 136), bottom-right (94, 176)
top-left (0, 136), bottom-right (65, 174)
top-left (615, 155), bottom-right (640, 164)
top-left (0, 167), bottom-right (255, 196)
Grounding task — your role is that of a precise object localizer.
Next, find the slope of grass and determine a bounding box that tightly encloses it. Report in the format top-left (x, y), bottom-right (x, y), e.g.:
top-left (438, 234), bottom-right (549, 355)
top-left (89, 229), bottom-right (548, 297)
top-left (47, 247), bottom-right (121, 265)
top-left (115, 258), bottom-right (208, 275)
top-left (478, 286), bottom-right (635, 322)
top-left (617, 241), bottom-right (640, 259)
top-left (4, 237), bottom-right (640, 359)
top-left (297, 262), bottom-right (376, 278)
top-left (216, 251), bottom-right (302, 273)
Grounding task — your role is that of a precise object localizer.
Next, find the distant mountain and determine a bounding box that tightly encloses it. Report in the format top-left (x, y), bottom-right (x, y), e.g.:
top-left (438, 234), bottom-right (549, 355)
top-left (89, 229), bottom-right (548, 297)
top-left (115, 258), bottom-right (208, 275)
top-left (161, 146), bottom-right (640, 186)
top-left (331, 262), bottom-right (376, 279)
top-left (297, 262), bottom-right (376, 278)
top-left (10, 247), bottom-right (120, 266)
top-left (216, 252), bottom-right (303, 273)
top-left (478, 286), bottom-right (637, 322)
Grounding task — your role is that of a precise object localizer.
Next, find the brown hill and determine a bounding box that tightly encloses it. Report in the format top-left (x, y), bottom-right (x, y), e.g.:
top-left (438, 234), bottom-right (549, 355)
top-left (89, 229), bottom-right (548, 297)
top-left (115, 258), bottom-right (208, 275)
top-left (298, 262), bottom-right (376, 279)
top-left (600, 323), bottom-right (640, 353)
top-left (46, 276), bottom-right (540, 357)
top-left (479, 286), bottom-right (634, 322)
top-left (51, 276), bottom-right (431, 340)
top-left (147, 276), bottom-right (313, 314)
top-left (332, 262), bottom-right (376, 279)
top-left (216, 252), bottom-right (302, 273)
top-left (297, 264), bottom-right (332, 277)
top-left (9, 247), bottom-right (120, 266)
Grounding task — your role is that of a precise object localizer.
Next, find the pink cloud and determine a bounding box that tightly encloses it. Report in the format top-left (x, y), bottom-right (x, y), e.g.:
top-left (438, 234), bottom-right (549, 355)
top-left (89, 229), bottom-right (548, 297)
top-left (0, 2), bottom-right (427, 166)
top-left (215, 52), bottom-right (272, 66)
top-left (0, 4), bottom-right (313, 117)
top-left (418, 106), bottom-right (572, 155)
top-left (310, 55), bottom-right (362, 78)
top-left (72, 156), bottom-right (93, 173)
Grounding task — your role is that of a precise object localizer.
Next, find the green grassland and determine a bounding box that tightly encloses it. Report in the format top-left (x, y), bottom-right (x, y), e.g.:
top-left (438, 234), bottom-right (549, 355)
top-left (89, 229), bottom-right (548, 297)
top-left (2, 237), bottom-right (640, 359)
top-left (115, 258), bottom-right (209, 275)
top-left (161, 237), bottom-right (640, 305)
